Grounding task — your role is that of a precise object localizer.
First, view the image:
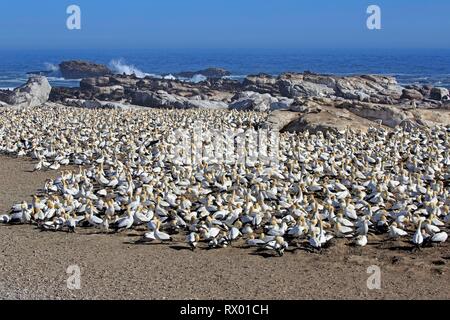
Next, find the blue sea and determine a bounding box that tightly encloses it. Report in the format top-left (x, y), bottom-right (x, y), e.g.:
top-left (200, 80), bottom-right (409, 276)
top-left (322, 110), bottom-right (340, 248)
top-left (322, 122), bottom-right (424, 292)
top-left (1, 49), bottom-right (450, 89)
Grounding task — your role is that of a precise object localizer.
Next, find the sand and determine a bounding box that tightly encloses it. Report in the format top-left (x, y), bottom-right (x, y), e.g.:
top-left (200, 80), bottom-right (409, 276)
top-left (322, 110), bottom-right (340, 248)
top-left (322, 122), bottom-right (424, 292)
top-left (0, 155), bottom-right (449, 300)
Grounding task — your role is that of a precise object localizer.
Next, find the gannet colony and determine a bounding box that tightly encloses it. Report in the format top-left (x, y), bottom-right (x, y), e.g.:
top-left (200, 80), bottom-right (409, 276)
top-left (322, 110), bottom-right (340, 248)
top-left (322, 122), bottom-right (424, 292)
top-left (0, 69), bottom-right (449, 256)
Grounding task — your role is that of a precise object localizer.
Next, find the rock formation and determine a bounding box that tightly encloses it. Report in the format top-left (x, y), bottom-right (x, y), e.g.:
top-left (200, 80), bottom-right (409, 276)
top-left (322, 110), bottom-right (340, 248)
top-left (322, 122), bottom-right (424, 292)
top-left (5, 68), bottom-right (449, 133)
top-left (0, 76), bottom-right (51, 108)
top-left (59, 60), bottom-right (112, 79)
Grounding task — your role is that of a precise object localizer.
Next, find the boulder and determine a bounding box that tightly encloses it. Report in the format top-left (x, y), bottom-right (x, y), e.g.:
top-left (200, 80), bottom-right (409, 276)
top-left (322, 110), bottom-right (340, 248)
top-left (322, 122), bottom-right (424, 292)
top-left (132, 90), bottom-right (187, 109)
top-left (1, 76), bottom-right (51, 107)
top-left (228, 91), bottom-right (293, 112)
top-left (430, 87), bottom-right (449, 101)
top-left (59, 60), bottom-right (111, 79)
top-left (184, 99), bottom-right (228, 109)
top-left (401, 89), bottom-right (424, 101)
top-left (281, 106), bottom-right (379, 134)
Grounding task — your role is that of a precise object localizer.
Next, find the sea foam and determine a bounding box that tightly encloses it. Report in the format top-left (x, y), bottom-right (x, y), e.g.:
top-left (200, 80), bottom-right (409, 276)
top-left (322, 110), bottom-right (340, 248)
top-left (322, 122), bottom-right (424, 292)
top-left (44, 62), bottom-right (60, 72)
top-left (109, 59), bottom-right (150, 78)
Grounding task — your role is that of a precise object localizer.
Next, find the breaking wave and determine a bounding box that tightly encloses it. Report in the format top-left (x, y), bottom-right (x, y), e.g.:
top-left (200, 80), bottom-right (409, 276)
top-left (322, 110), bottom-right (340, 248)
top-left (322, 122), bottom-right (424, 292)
top-left (44, 62), bottom-right (59, 72)
top-left (189, 74), bottom-right (207, 83)
top-left (109, 59), bottom-right (150, 78)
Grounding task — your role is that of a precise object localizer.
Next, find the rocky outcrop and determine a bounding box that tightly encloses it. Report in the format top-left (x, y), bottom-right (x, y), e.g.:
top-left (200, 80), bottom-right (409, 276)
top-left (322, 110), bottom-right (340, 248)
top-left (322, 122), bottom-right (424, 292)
top-left (132, 90), bottom-right (227, 109)
top-left (338, 75), bottom-right (402, 103)
top-left (241, 72), bottom-right (404, 104)
top-left (271, 101), bottom-right (450, 134)
top-left (0, 76), bottom-right (51, 108)
top-left (59, 61), bottom-right (111, 79)
top-left (173, 68), bottom-right (231, 79)
top-left (48, 68), bottom-right (448, 110)
top-left (42, 68), bottom-right (450, 133)
top-left (51, 71), bottom-right (448, 110)
top-left (243, 74), bottom-right (279, 94)
top-left (71, 74), bottom-right (237, 102)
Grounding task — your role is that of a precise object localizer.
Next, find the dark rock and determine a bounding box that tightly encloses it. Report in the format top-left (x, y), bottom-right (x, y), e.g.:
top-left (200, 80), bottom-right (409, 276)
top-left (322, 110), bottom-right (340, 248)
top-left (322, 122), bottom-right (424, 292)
top-left (205, 78), bottom-right (242, 92)
top-left (243, 73), bottom-right (279, 94)
top-left (59, 60), bottom-right (112, 79)
top-left (80, 78), bottom-right (100, 90)
top-left (174, 68), bottom-right (231, 79)
top-left (430, 87), bottom-right (449, 101)
top-left (0, 89), bottom-right (12, 103)
top-left (401, 89), bottom-right (424, 100)
top-left (49, 87), bottom-right (92, 102)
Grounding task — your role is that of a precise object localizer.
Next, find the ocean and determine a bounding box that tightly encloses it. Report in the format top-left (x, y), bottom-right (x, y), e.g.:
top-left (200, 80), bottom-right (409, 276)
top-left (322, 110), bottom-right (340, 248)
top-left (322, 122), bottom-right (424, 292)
top-left (1, 48), bottom-right (450, 89)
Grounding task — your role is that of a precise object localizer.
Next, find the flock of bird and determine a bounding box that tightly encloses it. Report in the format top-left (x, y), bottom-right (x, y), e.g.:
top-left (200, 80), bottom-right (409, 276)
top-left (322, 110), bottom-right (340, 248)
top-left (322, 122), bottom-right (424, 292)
top-left (0, 104), bottom-right (449, 256)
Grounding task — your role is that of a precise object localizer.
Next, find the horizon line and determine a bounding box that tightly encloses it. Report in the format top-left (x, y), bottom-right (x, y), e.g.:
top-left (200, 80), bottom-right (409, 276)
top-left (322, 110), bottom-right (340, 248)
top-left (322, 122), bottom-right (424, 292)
top-left (1, 47), bottom-right (450, 52)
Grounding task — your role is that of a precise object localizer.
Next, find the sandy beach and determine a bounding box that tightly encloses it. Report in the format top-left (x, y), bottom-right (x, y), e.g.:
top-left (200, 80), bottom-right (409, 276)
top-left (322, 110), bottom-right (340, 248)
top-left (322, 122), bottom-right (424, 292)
top-left (0, 155), bottom-right (448, 300)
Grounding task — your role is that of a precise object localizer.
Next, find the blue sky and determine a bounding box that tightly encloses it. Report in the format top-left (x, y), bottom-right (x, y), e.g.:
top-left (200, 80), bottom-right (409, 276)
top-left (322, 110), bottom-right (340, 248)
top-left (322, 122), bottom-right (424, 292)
top-left (0, 0), bottom-right (449, 49)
